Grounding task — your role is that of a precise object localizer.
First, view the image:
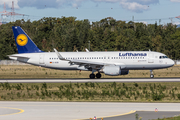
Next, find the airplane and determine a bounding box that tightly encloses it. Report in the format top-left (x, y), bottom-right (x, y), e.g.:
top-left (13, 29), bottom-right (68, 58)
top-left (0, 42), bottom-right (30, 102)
top-left (8, 26), bottom-right (175, 79)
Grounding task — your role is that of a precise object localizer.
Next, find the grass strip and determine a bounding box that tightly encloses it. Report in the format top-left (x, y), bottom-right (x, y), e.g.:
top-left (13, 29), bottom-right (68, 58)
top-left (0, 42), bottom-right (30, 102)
top-left (154, 115), bottom-right (180, 120)
top-left (0, 82), bottom-right (180, 102)
top-left (0, 65), bottom-right (180, 79)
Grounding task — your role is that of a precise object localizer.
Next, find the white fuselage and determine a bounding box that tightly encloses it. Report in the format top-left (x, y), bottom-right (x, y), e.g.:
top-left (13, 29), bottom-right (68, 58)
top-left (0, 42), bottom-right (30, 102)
top-left (9, 51), bottom-right (174, 71)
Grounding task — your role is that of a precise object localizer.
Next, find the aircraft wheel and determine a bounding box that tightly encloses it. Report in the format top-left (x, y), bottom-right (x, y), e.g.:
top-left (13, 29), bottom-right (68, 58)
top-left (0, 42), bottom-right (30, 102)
top-left (150, 74), bottom-right (154, 78)
top-left (96, 73), bottom-right (101, 79)
top-left (89, 74), bottom-right (95, 79)
top-left (150, 70), bottom-right (154, 78)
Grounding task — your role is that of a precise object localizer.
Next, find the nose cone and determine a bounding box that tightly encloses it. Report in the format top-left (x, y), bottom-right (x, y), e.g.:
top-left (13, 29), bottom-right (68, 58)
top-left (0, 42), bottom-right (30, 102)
top-left (169, 59), bottom-right (175, 67)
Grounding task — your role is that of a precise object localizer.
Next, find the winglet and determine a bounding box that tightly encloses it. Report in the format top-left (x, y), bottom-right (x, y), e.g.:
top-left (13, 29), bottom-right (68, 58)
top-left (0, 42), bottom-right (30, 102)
top-left (53, 48), bottom-right (66, 60)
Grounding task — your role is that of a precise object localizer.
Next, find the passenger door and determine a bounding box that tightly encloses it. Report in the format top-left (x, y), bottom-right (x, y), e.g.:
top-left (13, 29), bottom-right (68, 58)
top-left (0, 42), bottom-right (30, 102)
top-left (39, 54), bottom-right (45, 64)
top-left (148, 53), bottom-right (154, 63)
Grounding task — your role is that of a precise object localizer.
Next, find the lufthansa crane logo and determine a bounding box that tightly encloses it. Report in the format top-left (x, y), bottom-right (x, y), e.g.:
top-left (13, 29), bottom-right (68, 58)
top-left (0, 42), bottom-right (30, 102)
top-left (16, 34), bottom-right (28, 46)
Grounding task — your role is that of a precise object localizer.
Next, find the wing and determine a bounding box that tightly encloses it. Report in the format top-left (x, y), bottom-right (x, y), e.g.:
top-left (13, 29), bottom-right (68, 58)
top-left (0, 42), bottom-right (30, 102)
top-left (54, 48), bottom-right (126, 70)
top-left (54, 48), bottom-right (107, 70)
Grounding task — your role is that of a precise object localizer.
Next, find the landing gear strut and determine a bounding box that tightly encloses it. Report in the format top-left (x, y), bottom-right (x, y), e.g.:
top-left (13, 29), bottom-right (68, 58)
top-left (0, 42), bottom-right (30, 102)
top-left (89, 69), bottom-right (96, 79)
top-left (150, 70), bottom-right (154, 78)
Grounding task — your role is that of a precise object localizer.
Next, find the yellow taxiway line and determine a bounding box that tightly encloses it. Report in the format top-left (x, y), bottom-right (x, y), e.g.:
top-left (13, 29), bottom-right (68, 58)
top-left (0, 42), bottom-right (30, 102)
top-left (76, 110), bottom-right (136, 120)
top-left (0, 107), bottom-right (24, 116)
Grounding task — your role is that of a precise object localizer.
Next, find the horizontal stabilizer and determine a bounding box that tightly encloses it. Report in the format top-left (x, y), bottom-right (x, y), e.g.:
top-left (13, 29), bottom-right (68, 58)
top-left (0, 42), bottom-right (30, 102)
top-left (8, 55), bottom-right (30, 59)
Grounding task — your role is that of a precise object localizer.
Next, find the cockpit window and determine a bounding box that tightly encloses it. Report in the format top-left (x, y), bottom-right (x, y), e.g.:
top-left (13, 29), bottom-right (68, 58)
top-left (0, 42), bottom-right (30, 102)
top-left (159, 56), bottom-right (168, 59)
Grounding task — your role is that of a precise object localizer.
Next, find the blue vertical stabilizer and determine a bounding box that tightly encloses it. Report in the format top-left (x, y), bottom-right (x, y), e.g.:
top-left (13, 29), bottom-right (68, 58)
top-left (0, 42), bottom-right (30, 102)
top-left (12, 26), bottom-right (42, 53)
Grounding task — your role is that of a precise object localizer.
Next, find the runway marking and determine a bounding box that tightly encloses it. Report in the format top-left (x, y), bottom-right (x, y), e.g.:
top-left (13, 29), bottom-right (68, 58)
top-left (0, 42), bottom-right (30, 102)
top-left (76, 110), bottom-right (136, 120)
top-left (0, 107), bottom-right (24, 116)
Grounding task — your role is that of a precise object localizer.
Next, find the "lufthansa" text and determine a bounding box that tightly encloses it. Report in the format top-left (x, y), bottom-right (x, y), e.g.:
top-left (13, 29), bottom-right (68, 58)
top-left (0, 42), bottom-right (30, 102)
top-left (119, 53), bottom-right (147, 56)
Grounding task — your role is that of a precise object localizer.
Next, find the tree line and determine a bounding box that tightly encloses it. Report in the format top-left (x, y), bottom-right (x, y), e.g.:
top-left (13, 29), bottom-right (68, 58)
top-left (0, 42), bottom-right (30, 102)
top-left (0, 16), bottom-right (180, 60)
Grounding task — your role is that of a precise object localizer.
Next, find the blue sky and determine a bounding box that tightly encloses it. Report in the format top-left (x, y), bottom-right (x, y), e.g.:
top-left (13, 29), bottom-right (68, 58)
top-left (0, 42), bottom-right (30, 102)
top-left (0, 0), bottom-right (180, 25)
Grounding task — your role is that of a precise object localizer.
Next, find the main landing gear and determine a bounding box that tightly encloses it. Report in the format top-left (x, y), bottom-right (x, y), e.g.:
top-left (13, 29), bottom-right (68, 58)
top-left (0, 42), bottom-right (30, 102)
top-left (89, 73), bottom-right (95, 79)
top-left (150, 70), bottom-right (154, 78)
top-left (89, 72), bottom-right (101, 79)
top-left (96, 73), bottom-right (101, 79)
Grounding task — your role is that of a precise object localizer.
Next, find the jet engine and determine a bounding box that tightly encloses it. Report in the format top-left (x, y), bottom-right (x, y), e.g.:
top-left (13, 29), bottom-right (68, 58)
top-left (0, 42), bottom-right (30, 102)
top-left (100, 66), bottom-right (129, 76)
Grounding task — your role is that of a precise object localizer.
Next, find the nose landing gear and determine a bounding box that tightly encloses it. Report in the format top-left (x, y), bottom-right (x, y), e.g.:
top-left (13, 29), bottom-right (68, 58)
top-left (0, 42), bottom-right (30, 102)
top-left (150, 70), bottom-right (154, 78)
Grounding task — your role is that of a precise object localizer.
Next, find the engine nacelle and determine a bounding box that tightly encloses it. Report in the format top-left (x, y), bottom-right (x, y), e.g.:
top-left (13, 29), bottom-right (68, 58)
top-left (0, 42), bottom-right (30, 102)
top-left (102, 66), bottom-right (121, 76)
top-left (101, 66), bottom-right (129, 76)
